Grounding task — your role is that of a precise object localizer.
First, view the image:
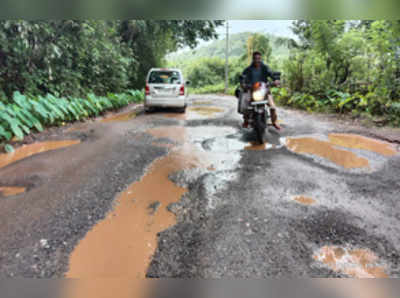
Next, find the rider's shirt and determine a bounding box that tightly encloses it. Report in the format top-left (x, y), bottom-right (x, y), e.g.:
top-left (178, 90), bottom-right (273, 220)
top-left (242, 62), bottom-right (274, 85)
top-left (251, 67), bottom-right (263, 85)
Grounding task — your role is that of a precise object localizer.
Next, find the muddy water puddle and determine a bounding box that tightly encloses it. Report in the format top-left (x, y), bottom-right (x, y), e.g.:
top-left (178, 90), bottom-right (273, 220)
top-left (286, 137), bottom-right (369, 169)
top-left (328, 133), bottom-right (397, 157)
top-left (0, 186), bottom-right (26, 197)
top-left (161, 106), bottom-right (225, 120)
top-left (0, 140), bottom-right (80, 169)
top-left (67, 145), bottom-right (208, 278)
top-left (62, 279), bottom-right (148, 298)
top-left (67, 124), bottom-right (240, 279)
top-left (100, 111), bottom-right (137, 123)
top-left (285, 133), bottom-right (398, 170)
top-left (293, 196), bottom-right (316, 205)
top-left (188, 106), bottom-right (224, 116)
top-left (314, 246), bottom-right (388, 278)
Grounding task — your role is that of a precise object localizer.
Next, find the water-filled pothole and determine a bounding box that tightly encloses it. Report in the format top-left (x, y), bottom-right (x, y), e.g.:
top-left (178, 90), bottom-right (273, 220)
top-left (314, 245), bottom-right (388, 278)
top-left (0, 186), bottom-right (26, 197)
top-left (67, 146), bottom-right (207, 278)
top-left (188, 106), bottom-right (224, 116)
top-left (328, 133), bottom-right (397, 157)
top-left (286, 137), bottom-right (369, 169)
top-left (0, 140), bottom-right (80, 169)
top-left (293, 196), bottom-right (316, 205)
top-left (101, 111), bottom-right (137, 123)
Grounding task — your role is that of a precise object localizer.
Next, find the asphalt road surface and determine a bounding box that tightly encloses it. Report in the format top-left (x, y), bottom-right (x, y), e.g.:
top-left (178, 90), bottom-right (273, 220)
top-left (0, 94), bottom-right (399, 285)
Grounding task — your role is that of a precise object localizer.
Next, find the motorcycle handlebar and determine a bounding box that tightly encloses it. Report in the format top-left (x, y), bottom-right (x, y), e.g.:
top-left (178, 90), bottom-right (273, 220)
top-left (241, 81), bottom-right (280, 90)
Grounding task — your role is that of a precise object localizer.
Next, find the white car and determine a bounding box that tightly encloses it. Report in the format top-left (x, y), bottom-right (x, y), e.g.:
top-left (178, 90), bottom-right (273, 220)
top-left (144, 68), bottom-right (190, 113)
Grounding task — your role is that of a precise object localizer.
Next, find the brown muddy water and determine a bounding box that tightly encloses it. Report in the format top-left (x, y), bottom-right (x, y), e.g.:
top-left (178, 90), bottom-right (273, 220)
top-left (100, 111), bottom-right (137, 123)
top-left (0, 186), bottom-right (26, 197)
top-left (67, 124), bottom-right (212, 280)
top-left (0, 140), bottom-right (80, 169)
top-left (293, 196), bottom-right (316, 205)
top-left (286, 137), bottom-right (370, 169)
top-left (67, 149), bottom-right (203, 278)
top-left (162, 106), bottom-right (225, 120)
top-left (188, 106), bottom-right (224, 116)
top-left (62, 279), bottom-right (148, 298)
top-left (314, 246), bottom-right (388, 278)
top-left (328, 133), bottom-right (397, 157)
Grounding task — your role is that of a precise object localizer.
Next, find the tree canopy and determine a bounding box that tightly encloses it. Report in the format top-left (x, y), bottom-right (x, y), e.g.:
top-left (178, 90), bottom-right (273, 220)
top-left (0, 20), bottom-right (223, 100)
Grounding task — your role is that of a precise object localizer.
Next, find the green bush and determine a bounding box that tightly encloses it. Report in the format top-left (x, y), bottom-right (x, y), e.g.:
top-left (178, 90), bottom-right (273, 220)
top-left (0, 90), bottom-right (144, 150)
top-left (189, 83), bottom-right (235, 95)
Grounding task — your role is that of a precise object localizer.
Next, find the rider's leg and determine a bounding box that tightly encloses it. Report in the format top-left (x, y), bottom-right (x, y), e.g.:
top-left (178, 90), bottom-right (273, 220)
top-left (268, 94), bottom-right (281, 130)
top-left (240, 91), bottom-right (250, 128)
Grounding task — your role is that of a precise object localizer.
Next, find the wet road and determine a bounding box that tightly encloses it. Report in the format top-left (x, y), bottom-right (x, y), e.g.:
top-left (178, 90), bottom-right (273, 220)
top-left (0, 94), bottom-right (400, 284)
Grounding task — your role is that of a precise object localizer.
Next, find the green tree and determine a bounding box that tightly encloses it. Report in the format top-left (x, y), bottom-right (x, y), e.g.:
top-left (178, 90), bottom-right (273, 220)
top-left (242, 33), bottom-right (272, 64)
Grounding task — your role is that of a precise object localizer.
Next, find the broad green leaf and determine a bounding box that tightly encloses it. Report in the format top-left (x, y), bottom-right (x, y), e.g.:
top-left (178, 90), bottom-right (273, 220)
top-left (16, 111), bottom-right (33, 128)
top-left (4, 144), bottom-right (14, 153)
top-left (10, 123), bottom-right (24, 139)
top-left (13, 91), bottom-right (31, 109)
top-left (0, 125), bottom-right (11, 140)
top-left (20, 109), bottom-right (43, 131)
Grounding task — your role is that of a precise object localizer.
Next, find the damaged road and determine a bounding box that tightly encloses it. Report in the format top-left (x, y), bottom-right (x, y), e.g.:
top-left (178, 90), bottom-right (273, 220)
top-left (0, 94), bottom-right (399, 281)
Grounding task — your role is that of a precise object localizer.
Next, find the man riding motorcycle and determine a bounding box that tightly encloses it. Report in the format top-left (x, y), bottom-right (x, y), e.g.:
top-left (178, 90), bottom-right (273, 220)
top-left (237, 51), bottom-right (281, 130)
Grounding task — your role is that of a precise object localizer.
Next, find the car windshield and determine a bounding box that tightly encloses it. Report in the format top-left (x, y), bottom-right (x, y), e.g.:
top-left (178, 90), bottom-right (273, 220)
top-left (148, 71), bottom-right (181, 84)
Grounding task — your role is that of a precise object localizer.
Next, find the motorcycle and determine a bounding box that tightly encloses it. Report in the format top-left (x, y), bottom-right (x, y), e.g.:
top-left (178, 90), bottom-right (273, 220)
top-left (237, 72), bottom-right (280, 144)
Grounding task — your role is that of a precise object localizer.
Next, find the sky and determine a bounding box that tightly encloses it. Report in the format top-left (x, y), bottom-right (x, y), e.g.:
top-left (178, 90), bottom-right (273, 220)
top-left (169, 20), bottom-right (295, 55)
top-left (216, 20), bottom-right (295, 38)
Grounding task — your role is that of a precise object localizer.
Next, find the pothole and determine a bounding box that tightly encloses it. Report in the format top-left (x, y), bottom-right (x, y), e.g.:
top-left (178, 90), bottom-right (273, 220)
top-left (188, 106), bottom-right (224, 117)
top-left (191, 100), bottom-right (213, 105)
top-left (293, 196), bottom-right (316, 205)
top-left (314, 245), bottom-right (388, 278)
top-left (284, 133), bottom-right (398, 172)
top-left (0, 186), bottom-right (26, 197)
top-left (160, 106), bottom-right (226, 120)
top-left (0, 140), bottom-right (81, 169)
top-left (100, 111), bottom-right (137, 123)
top-left (286, 137), bottom-right (369, 169)
top-left (67, 143), bottom-right (209, 278)
top-left (328, 133), bottom-right (397, 157)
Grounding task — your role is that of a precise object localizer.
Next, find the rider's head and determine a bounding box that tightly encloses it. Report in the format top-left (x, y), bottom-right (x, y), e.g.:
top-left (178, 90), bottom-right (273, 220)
top-left (252, 51), bottom-right (262, 67)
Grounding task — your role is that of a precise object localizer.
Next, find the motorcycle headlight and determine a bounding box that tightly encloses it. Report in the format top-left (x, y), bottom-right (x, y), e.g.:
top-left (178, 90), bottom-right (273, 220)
top-left (253, 90), bottom-right (264, 101)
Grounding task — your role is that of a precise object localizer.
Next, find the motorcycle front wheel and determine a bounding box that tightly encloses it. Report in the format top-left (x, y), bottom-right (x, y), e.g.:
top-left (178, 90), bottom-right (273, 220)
top-left (254, 112), bottom-right (266, 144)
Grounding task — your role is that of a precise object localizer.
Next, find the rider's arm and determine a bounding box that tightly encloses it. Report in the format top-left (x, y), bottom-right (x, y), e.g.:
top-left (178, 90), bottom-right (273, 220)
top-left (265, 65), bottom-right (280, 87)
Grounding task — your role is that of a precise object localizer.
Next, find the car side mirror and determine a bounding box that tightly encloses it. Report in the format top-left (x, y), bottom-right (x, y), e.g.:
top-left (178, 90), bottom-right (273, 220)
top-left (185, 80), bottom-right (191, 85)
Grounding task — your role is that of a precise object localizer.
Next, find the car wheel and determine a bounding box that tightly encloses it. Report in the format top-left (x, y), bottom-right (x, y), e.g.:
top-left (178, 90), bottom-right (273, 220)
top-left (144, 106), bottom-right (153, 113)
top-left (179, 106), bottom-right (186, 113)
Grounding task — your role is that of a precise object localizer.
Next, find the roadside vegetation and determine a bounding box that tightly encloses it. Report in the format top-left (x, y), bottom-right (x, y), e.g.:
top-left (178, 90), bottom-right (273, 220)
top-left (0, 20), bottom-right (223, 151)
top-left (169, 20), bottom-right (400, 126)
top-left (0, 91), bottom-right (144, 152)
top-left (168, 32), bottom-right (285, 95)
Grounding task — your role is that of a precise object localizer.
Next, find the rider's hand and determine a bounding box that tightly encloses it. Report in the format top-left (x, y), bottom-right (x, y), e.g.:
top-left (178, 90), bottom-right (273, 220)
top-left (274, 80), bottom-right (281, 87)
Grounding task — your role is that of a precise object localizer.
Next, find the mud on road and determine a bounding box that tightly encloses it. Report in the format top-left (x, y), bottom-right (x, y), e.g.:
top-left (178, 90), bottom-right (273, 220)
top-left (0, 94), bottom-right (399, 284)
